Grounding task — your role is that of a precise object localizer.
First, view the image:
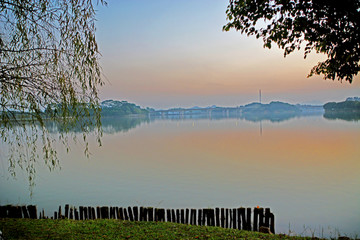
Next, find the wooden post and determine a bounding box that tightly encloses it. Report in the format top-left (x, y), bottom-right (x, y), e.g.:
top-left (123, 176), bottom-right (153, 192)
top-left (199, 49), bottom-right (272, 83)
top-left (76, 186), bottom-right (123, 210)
top-left (21, 206), bottom-right (29, 218)
top-left (171, 209), bottom-right (176, 223)
top-left (259, 208), bottom-right (264, 228)
top-left (143, 207), bottom-right (148, 221)
top-left (215, 208), bottom-right (220, 227)
top-left (65, 204), bottom-right (69, 219)
top-left (87, 207), bottom-right (91, 220)
top-left (97, 206), bottom-right (101, 219)
top-left (128, 207), bottom-right (134, 221)
top-left (133, 207), bottom-right (139, 221)
top-left (201, 209), bottom-right (206, 226)
top-left (101, 206), bottom-right (109, 219)
top-left (220, 208), bottom-right (225, 228)
top-left (210, 209), bottom-right (215, 226)
top-left (69, 207), bottom-right (73, 219)
top-left (140, 207), bottom-right (145, 221)
top-left (166, 209), bottom-right (171, 222)
top-left (92, 208), bottom-right (96, 220)
top-left (158, 209), bottom-right (165, 222)
top-left (232, 208), bottom-right (237, 229)
top-left (75, 208), bottom-right (79, 220)
top-left (229, 209), bottom-right (233, 228)
top-left (225, 208), bottom-right (229, 228)
top-left (204, 209), bottom-right (210, 226)
top-left (270, 212), bottom-right (275, 234)
top-left (148, 207), bottom-right (154, 221)
top-left (253, 207), bottom-right (259, 231)
top-left (79, 206), bottom-right (84, 220)
top-left (110, 207), bottom-right (115, 219)
top-left (190, 209), bottom-right (196, 225)
top-left (54, 211), bottom-right (58, 220)
top-left (264, 208), bottom-right (270, 228)
top-left (84, 207), bottom-right (88, 220)
top-left (198, 209), bottom-right (202, 226)
top-left (185, 208), bottom-right (189, 224)
top-left (154, 208), bottom-right (159, 221)
top-left (181, 209), bottom-right (185, 224)
top-left (237, 208), bottom-right (241, 230)
top-left (239, 207), bottom-right (246, 230)
top-left (176, 209), bottom-right (180, 223)
top-left (246, 208), bottom-right (252, 231)
top-left (27, 205), bottom-right (37, 219)
top-left (119, 207), bottom-right (124, 220)
top-left (58, 206), bottom-right (62, 219)
top-left (123, 208), bottom-right (129, 220)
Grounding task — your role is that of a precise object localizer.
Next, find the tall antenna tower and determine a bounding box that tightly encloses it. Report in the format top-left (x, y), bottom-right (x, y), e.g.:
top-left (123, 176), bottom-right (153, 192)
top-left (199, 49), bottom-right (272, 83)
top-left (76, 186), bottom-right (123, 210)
top-left (259, 89), bottom-right (262, 104)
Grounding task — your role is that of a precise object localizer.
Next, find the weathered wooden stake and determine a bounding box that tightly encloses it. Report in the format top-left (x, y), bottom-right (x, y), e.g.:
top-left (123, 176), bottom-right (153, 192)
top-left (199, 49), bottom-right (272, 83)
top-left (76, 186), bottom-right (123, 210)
top-left (123, 208), bottom-right (129, 220)
top-left (128, 207), bottom-right (134, 221)
top-left (264, 208), bottom-right (270, 228)
top-left (171, 209), bottom-right (176, 223)
top-left (69, 207), bottom-right (73, 219)
top-left (185, 209), bottom-right (189, 224)
top-left (232, 208), bottom-right (237, 229)
top-left (148, 207), bottom-right (153, 221)
top-left (176, 209), bottom-right (180, 223)
top-left (119, 207), bottom-right (124, 220)
top-left (75, 208), bottom-right (79, 220)
top-left (225, 208), bottom-right (229, 228)
top-left (259, 208), bottom-right (264, 228)
top-left (246, 208), bottom-right (252, 230)
top-left (197, 209), bottom-right (202, 226)
top-left (133, 207), bottom-right (139, 221)
top-left (65, 204), bottom-right (69, 219)
top-left (181, 209), bottom-right (185, 224)
top-left (270, 212), bottom-right (275, 234)
top-left (190, 209), bottom-right (196, 225)
top-left (166, 209), bottom-right (171, 222)
top-left (21, 206), bottom-right (29, 218)
top-left (253, 207), bottom-right (259, 231)
top-left (96, 206), bottom-right (101, 219)
top-left (27, 205), bottom-right (37, 219)
top-left (215, 208), bottom-right (220, 227)
top-left (101, 206), bottom-right (109, 219)
top-left (220, 208), bottom-right (225, 228)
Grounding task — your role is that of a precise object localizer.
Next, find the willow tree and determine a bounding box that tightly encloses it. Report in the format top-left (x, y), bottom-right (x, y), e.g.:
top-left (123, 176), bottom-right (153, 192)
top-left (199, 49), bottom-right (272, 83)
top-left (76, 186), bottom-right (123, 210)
top-left (0, 0), bottom-right (106, 187)
top-left (223, 0), bottom-right (360, 82)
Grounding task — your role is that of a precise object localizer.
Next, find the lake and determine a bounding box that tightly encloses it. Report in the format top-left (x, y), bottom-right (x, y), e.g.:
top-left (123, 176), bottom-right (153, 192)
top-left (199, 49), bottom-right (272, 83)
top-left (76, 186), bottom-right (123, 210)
top-left (0, 113), bottom-right (359, 237)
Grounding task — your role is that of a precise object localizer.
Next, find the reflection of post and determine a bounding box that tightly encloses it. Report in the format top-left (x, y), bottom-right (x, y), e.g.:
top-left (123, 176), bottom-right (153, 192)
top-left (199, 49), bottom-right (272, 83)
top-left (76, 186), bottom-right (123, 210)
top-left (260, 120), bottom-right (262, 136)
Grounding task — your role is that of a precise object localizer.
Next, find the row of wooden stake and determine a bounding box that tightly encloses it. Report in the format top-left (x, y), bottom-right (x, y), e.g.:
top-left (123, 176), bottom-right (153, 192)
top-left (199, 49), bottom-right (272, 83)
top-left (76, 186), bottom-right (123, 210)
top-left (0, 205), bottom-right (275, 233)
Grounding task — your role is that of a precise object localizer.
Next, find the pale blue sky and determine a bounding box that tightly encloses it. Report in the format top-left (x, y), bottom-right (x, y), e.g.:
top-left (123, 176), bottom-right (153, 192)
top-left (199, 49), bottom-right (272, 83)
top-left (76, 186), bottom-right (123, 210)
top-left (95, 0), bottom-right (360, 109)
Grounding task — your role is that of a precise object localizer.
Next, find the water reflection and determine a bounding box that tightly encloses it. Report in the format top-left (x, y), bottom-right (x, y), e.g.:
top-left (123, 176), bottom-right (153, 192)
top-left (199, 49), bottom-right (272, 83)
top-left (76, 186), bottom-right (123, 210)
top-left (0, 113), bottom-right (359, 238)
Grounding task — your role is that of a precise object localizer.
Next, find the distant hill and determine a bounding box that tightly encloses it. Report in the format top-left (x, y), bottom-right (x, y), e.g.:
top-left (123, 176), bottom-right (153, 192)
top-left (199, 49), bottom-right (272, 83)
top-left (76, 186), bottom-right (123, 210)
top-left (100, 100), bottom-right (150, 116)
top-left (242, 101), bottom-right (301, 114)
top-left (323, 99), bottom-right (360, 121)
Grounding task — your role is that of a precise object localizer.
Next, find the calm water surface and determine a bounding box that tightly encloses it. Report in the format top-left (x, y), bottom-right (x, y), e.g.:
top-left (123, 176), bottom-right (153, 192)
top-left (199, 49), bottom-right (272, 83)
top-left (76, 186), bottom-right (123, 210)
top-left (1, 115), bottom-right (359, 237)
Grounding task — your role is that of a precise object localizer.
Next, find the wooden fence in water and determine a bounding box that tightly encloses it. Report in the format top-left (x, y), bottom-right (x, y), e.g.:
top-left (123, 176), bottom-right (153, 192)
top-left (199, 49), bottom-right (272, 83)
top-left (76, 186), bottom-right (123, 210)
top-left (0, 205), bottom-right (275, 233)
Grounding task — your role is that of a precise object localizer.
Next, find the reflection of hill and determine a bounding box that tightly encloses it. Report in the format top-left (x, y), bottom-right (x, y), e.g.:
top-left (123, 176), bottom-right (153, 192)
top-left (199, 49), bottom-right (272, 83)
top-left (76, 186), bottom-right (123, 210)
top-left (101, 116), bottom-right (150, 134)
top-left (240, 112), bottom-right (300, 122)
top-left (43, 116), bottom-right (151, 134)
top-left (323, 112), bottom-right (360, 121)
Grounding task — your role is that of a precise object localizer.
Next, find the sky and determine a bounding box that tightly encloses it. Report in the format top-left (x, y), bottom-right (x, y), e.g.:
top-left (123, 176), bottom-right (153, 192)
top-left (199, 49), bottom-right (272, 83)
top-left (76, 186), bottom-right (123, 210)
top-left (95, 0), bottom-right (360, 109)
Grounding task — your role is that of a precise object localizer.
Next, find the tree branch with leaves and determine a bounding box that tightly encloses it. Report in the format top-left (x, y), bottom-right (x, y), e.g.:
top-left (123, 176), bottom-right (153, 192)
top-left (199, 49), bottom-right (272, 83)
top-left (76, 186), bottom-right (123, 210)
top-left (0, 0), bottom-right (106, 189)
top-left (223, 0), bottom-right (360, 82)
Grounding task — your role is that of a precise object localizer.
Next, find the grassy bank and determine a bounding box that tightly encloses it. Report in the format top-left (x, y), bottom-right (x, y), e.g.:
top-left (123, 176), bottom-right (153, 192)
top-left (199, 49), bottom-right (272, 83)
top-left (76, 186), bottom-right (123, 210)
top-left (0, 218), bottom-right (336, 240)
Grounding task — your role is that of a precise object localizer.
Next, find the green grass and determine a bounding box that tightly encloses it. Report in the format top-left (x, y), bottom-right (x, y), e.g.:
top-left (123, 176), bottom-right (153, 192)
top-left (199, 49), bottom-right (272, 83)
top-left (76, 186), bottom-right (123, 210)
top-left (0, 218), bottom-right (339, 240)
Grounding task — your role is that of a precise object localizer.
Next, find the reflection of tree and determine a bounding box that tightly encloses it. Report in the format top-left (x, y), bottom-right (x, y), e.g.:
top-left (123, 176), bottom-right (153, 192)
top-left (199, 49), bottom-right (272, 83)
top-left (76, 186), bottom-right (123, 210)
top-left (240, 112), bottom-right (300, 123)
top-left (101, 116), bottom-right (151, 134)
top-left (324, 112), bottom-right (360, 121)
top-left (1, 115), bottom-right (150, 194)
